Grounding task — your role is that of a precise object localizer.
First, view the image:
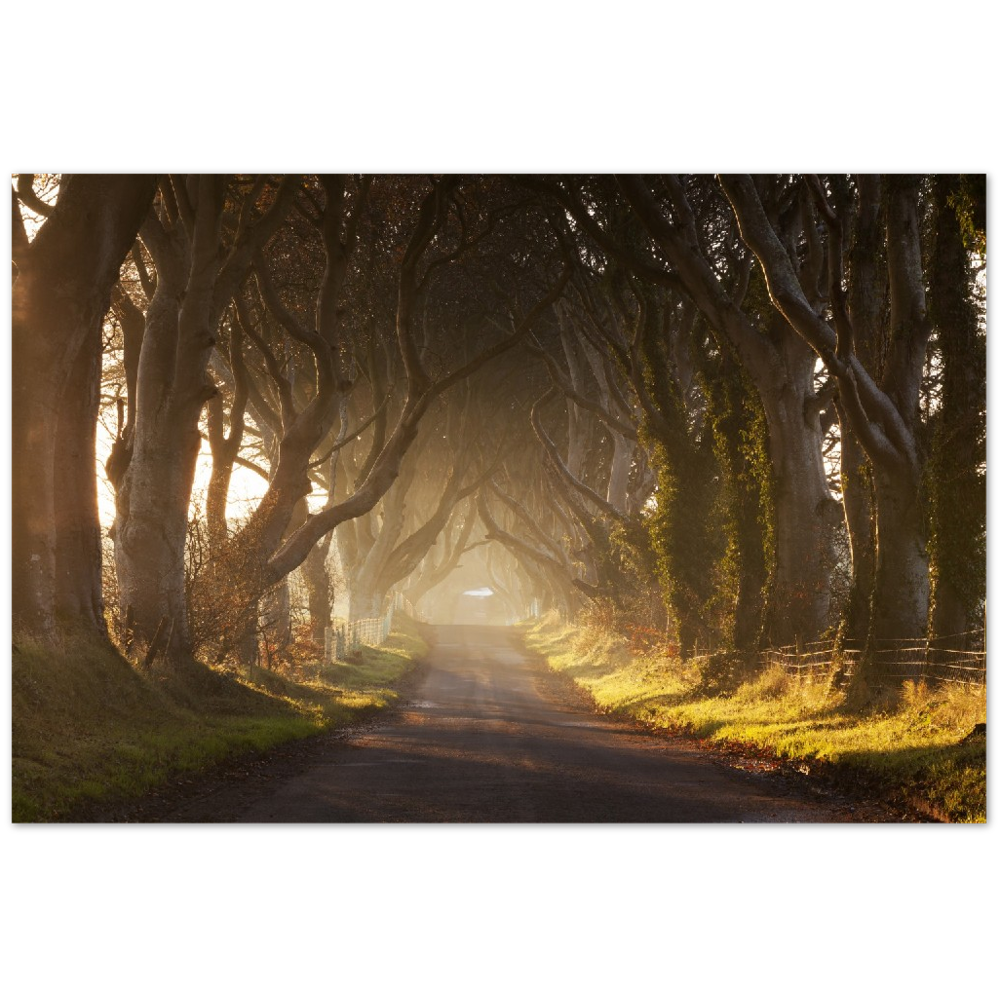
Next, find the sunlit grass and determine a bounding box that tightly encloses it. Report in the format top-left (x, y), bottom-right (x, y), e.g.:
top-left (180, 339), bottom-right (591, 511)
top-left (538, 617), bottom-right (694, 716)
top-left (12, 616), bottom-right (428, 822)
top-left (522, 616), bottom-right (986, 822)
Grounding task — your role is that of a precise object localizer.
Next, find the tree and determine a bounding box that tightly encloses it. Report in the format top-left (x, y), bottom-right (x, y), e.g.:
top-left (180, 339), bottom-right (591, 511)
top-left (111, 175), bottom-right (298, 659)
top-left (13, 171), bottom-right (983, 688)
top-left (718, 174), bottom-right (937, 648)
top-left (925, 175), bottom-right (986, 642)
top-left (613, 175), bottom-right (840, 647)
top-left (12, 174), bottom-right (156, 638)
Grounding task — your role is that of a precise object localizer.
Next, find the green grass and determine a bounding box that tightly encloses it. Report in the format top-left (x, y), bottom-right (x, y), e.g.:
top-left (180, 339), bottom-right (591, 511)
top-left (522, 615), bottom-right (986, 823)
top-left (12, 616), bottom-right (428, 822)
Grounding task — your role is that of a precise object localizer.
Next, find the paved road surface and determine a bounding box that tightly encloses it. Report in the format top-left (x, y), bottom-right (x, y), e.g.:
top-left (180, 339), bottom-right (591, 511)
top-left (145, 624), bottom-right (888, 823)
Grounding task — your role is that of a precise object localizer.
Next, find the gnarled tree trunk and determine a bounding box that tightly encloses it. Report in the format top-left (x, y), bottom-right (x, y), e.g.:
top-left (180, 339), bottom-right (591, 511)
top-left (12, 174), bottom-right (156, 638)
top-left (114, 286), bottom-right (215, 658)
top-left (761, 363), bottom-right (838, 647)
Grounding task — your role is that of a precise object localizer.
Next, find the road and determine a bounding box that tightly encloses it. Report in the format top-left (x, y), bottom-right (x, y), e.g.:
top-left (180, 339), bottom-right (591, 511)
top-left (151, 624), bottom-right (889, 822)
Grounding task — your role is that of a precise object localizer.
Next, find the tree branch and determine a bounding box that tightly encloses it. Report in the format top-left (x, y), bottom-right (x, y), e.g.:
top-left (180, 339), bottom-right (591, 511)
top-left (530, 387), bottom-right (629, 522)
top-left (12, 187), bottom-right (29, 263)
top-left (15, 175), bottom-right (54, 217)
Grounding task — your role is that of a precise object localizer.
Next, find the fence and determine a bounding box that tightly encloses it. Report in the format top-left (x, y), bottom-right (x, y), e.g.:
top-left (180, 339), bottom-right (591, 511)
top-left (323, 601), bottom-right (395, 664)
top-left (758, 630), bottom-right (986, 688)
top-left (322, 593), bottom-right (430, 663)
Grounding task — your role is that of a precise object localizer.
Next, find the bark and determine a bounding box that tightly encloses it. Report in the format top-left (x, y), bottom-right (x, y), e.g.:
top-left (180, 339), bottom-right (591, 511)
top-left (338, 401), bottom-right (491, 620)
top-left (759, 335), bottom-right (839, 646)
top-left (836, 410), bottom-right (876, 642)
top-left (374, 472), bottom-right (485, 598)
top-left (559, 329), bottom-right (590, 479)
top-left (302, 536), bottom-right (333, 638)
top-left (605, 429), bottom-right (636, 513)
top-left (489, 481), bottom-right (577, 579)
top-left (531, 389), bottom-right (629, 523)
top-left (871, 469), bottom-right (929, 641)
top-left (717, 174), bottom-right (931, 645)
top-left (113, 176), bottom-right (297, 658)
top-left (615, 175), bottom-right (837, 645)
top-left (12, 174), bottom-right (156, 637)
top-left (110, 278), bottom-right (147, 436)
top-left (575, 330), bottom-right (639, 514)
top-left (483, 551), bottom-right (524, 621)
top-left (346, 590), bottom-right (384, 622)
top-left (703, 349), bottom-right (773, 652)
top-left (205, 395), bottom-right (236, 542)
top-left (114, 288), bottom-right (210, 655)
top-left (836, 175), bottom-right (881, 642)
top-left (53, 317), bottom-right (105, 627)
top-left (926, 175), bottom-right (986, 641)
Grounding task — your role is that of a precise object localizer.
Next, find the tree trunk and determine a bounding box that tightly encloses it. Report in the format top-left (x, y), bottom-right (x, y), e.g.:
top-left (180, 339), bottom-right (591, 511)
top-left (12, 174), bottom-right (156, 638)
top-left (205, 392), bottom-right (239, 545)
top-left (713, 174), bottom-right (933, 650)
top-left (12, 377), bottom-right (62, 636)
top-left (114, 291), bottom-right (213, 658)
top-left (763, 384), bottom-right (837, 647)
top-left (926, 175), bottom-right (985, 641)
top-left (53, 321), bottom-right (106, 629)
top-left (837, 415), bottom-right (876, 642)
top-left (113, 175), bottom-right (296, 661)
top-left (871, 470), bottom-right (929, 642)
top-left (616, 176), bottom-right (837, 649)
top-left (605, 430), bottom-right (635, 514)
top-left (647, 441), bottom-right (718, 658)
top-left (260, 580), bottom-right (292, 652)
top-left (302, 537), bottom-right (333, 639)
top-left (706, 355), bottom-right (772, 652)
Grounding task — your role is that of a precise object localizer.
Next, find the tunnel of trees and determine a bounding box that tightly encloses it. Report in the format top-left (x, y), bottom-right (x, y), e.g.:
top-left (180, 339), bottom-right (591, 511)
top-left (11, 173), bottom-right (986, 696)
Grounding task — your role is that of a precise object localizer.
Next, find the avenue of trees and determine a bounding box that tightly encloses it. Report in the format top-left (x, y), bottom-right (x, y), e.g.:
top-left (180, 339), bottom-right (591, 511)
top-left (12, 173), bottom-right (986, 693)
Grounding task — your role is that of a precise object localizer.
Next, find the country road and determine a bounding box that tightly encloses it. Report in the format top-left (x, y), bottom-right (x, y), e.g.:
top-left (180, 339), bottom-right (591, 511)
top-left (139, 624), bottom-right (892, 823)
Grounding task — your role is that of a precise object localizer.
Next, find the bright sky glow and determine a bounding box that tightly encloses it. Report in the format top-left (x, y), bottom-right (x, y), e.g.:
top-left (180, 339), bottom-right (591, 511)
top-left (95, 422), bottom-right (272, 528)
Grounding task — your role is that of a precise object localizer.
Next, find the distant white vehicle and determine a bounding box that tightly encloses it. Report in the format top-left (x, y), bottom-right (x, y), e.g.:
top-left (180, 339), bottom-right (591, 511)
top-left (454, 588), bottom-right (505, 625)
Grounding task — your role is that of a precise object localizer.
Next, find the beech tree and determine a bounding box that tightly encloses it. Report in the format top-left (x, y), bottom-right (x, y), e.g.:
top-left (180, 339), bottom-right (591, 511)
top-left (575, 270), bottom-right (772, 654)
top-left (104, 174), bottom-right (568, 661)
top-left (110, 175), bottom-right (299, 658)
top-left (925, 175), bottom-right (986, 643)
top-left (609, 175), bottom-right (840, 647)
top-left (718, 174), bottom-right (937, 645)
top-left (12, 172), bottom-right (984, 689)
top-left (12, 174), bottom-right (156, 638)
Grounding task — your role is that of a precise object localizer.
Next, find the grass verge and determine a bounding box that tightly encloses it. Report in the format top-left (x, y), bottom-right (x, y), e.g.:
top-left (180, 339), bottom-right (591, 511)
top-left (522, 614), bottom-right (986, 823)
top-left (12, 615), bottom-right (428, 822)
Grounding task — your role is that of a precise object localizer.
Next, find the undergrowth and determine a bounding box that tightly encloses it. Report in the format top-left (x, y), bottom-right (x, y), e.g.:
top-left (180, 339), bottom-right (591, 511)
top-left (522, 613), bottom-right (986, 823)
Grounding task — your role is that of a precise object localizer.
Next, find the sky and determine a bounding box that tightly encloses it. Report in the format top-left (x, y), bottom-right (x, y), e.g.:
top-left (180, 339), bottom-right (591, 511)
top-left (95, 414), bottom-right (271, 528)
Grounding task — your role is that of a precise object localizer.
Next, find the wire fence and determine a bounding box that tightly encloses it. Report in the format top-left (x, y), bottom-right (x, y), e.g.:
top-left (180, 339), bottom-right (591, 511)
top-left (758, 630), bottom-right (986, 688)
top-left (322, 593), bottom-right (430, 663)
top-left (324, 601), bottom-right (395, 664)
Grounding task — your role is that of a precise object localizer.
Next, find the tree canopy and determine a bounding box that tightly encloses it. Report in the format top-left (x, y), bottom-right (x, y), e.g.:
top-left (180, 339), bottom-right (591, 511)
top-left (11, 172), bottom-right (986, 696)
